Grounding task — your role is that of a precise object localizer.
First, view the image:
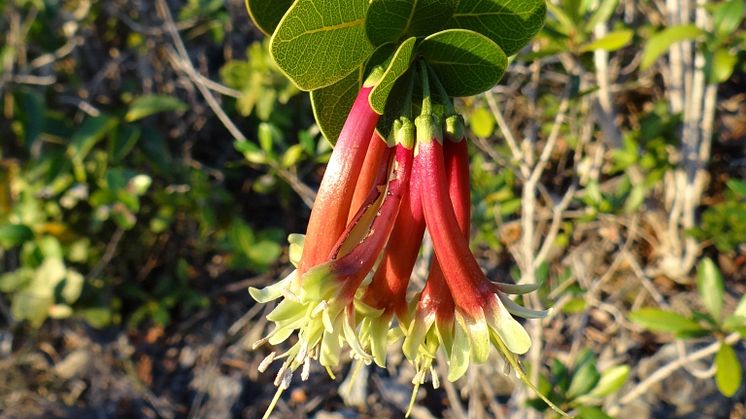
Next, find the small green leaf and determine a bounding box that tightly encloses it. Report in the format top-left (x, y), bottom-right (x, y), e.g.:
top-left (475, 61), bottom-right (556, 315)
top-left (125, 95), bottom-right (187, 122)
top-left (109, 123), bottom-right (141, 161)
top-left (735, 294), bottom-right (746, 318)
top-left (580, 29), bottom-right (633, 52)
top-left (697, 258), bottom-right (724, 321)
top-left (246, 0), bottom-right (294, 35)
top-left (723, 314), bottom-right (746, 332)
top-left (311, 66), bottom-right (363, 145)
top-left (575, 406), bottom-right (613, 419)
top-left (448, 0), bottom-right (546, 56)
top-left (69, 115), bottom-right (119, 160)
top-left (469, 107), bottom-right (495, 137)
top-left (585, 0), bottom-right (619, 31)
top-left (369, 37), bottom-right (416, 114)
top-left (235, 140), bottom-right (266, 164)
top-left (248, 240), bottom-right (283, 267)
top-left (715, 344), bottom-right (742, 397)
top-left (419, 29), bottom-right (508, 97)
top-left (567, 355), bottom-right (600, 399)
top-left (282, 144), bottom-right (305, 168)
top-left (0, 224), bottom-right (34, 248)
top-left (0, 269), bottom-right (32, 293)
top-left (713, 0), bottom-right (744, 37)
top-left (589, 365), bottom-right (630, 397)
top-left (641, 24), bottom-right (704, 70)
top-left (270, 0), bottom-right (374, 90)
top-left (727, 179), bottom-right (746, 196)
top-left (710, 48), bottom-right (737, 84)
top-left (629, 308), bottom-right (706, 335)
top-left (365, 0), bottom-right (457, 46)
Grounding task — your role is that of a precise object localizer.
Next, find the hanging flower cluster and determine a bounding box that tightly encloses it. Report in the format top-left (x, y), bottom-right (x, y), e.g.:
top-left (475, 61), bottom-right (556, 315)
top-left (250, 63), bottom-right (547, 417)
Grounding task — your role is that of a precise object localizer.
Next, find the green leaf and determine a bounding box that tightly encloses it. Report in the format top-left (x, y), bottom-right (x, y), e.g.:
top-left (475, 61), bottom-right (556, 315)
top-left (0, 224), bottom-right (34, 248)
top-left (697, 258), bottom-right (724, 320)
top-left (248, 240), bottom-right (283, 267)
top-left (69, 115), bottom-right (119, 160)
top-left (713, 0), bottom-right (744, 37)
top-left (125, 95), bottom-right (187, 122)
top-left (580, 29), bottom-right (633, 52)
top-left (246, 0), bottom-right (294, 35)
top-left (546, 2), bottom-right (575, 36)
top-left (567, 354), bottom-right (600, 399)
top-left (735, 294), bottom-right (746, 318)
top-left (715, 344), bottom-right (742, 397)
top-left (282, 144), bottom-right (306, 168)
top-left (469, 107), bottom-right (495, 137)
top-left (710, 48), bottom-right (737, 84)
top-left (369, 37), bottom-right (416, 114)
top-left (270, 0), bottom-right (374, 91)
top-left (629, 308), bottom-right (706, 335)
top-left (0, 269), bottom-right (32, 293)
top-left (448, 0), bottom-right (546, 56)
top-left (641, 24), bottom-right (704, 70)
top-left (585, 0), bottom-right (619, 31)
top-left (109, 123), bottom-right (141, 161)
top-left (419, 29), bottom-right (508, 97)
top-left (589, 365), bottom-right (630, 397)
top-left (365, 0), bottom-right (457, 46)
top-left (727, 179), bottom-right (746, 196)
top-left (311, 66), bottom-right (363, 145)
top-left (575, 406), bottom-right (613, 419)
top-left (723, 314), bottom-right (746, 332)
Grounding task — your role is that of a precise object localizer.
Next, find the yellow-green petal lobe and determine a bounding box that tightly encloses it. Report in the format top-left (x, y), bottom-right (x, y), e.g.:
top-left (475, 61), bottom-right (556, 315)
top-left (249, 270), bottom-right (297, 303)
top-left (447, 320), bottom-right (471, 382)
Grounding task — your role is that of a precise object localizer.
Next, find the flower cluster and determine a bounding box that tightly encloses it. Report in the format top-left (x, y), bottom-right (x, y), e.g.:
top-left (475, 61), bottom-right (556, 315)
top-left (250, 64), bottom-right (546, 417)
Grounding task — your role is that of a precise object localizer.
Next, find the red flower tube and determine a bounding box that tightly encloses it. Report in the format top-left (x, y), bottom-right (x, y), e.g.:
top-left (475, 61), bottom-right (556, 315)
top-left (299, 78), bottom-right (381, 275)
top-left (413, 113), bottom-right (535, 382)
top-left (348, 132), bottom-right (392, 224)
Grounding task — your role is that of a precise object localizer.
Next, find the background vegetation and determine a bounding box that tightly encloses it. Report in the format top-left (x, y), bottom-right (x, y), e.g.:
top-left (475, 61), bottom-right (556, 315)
top-left (0, 0), bottom-right (744, 417)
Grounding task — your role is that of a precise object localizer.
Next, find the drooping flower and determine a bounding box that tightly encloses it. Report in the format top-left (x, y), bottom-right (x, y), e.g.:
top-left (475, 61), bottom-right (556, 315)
top-left (404, 109), bottom-right (546, 391)
top-left (250, 61), bottom-right (552, 419)
top-left (250, 100), bottom-right (414, 418)
top-left (298, 74), bottom-right (383, 275)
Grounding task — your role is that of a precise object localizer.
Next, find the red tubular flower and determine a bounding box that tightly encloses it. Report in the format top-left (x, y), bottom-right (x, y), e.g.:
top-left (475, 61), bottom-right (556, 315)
top-left (402, 135), bottom-right (467, 390)
top-left (348, 132), bottom-right (391, 223)
top-left (410, 113), bottom-right (538, 383)
top-left (343, 120), bottom-right (424, 366)
top-left (299, 83), bottom-right (381, 275)
top-left (250, 123), bottom-right (414, 384)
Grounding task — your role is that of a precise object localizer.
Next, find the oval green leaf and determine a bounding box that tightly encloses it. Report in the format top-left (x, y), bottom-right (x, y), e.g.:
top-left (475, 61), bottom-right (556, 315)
top-left (697, 257), bottom-right (724, 320)
top-left (0, 224), bottom-right (34, 248)
top-left (419, 29), bottom-right (507, 97)
top-left (580, 29), bottom-right (633, 53)
top-left (365, 0), bottom-right (457, 46)
top-left (270, 0), bottom-right (374, 91)
top-left (589, 365), bottom-right (630, 397)
top-left (125, 95), bottom-right (187, 122)
top-left (641, 24), bottom-right (704, 70)
top-left (311, 67), bottom-right (363, 145)
top-left (629, 308), bottom-right (705, 335)
top-left (447, 0), bottom-right (546, 56)
top-left (715, 344), bottom-right (742, 397)
top-left (369, 37), bottom-right (417, 114)
top-left (245, 0), bottom-right (294, 35)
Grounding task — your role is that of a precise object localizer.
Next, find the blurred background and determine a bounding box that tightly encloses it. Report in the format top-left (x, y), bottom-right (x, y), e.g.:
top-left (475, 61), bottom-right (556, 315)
top-left (0, 0), bottom-right (744, 418)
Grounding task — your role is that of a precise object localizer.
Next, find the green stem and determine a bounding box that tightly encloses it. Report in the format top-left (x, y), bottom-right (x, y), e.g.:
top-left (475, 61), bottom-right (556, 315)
top-left (418, 60), bottom-right (432, 116)
top-left (400, 70), bottom-right (416, 119)
top-left (426, 63), bottom-right (455, 117)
